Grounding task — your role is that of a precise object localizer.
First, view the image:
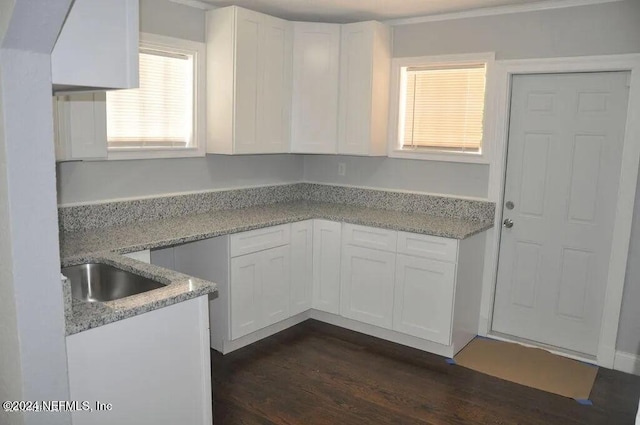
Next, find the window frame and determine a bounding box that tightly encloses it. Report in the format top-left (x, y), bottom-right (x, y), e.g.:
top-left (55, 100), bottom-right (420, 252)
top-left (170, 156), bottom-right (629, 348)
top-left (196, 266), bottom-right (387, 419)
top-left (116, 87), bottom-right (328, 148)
top-left (107, 32), bottom-right (206, 161)
top-left (387, 52), bottom-right (496, 164)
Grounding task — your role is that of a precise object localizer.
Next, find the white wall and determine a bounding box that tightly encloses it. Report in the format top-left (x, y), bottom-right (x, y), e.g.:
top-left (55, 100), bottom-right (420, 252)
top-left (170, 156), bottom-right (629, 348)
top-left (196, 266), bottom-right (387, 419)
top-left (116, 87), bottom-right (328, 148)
top-left (0, 1), bottom-right (73, 424)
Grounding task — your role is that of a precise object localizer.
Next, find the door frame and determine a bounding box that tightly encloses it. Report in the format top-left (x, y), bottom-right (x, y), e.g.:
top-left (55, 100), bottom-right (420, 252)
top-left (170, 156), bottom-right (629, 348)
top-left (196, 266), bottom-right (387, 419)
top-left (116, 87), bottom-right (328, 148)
top-left (478, 54), bottom-right (640, 368)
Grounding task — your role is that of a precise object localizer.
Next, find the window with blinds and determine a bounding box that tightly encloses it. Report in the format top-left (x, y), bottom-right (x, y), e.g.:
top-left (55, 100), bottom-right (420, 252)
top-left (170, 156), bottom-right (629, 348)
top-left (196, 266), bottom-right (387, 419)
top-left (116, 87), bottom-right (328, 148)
top-left (401, 63), bottom-right (487, 152)
top-left (106, 47), bottom-right (194, 150)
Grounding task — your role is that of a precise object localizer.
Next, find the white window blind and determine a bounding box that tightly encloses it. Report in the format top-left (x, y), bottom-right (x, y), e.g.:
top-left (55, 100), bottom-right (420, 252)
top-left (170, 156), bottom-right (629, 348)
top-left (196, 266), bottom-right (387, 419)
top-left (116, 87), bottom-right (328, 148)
top-left (402, 63), bottom-right (486, 152)
top-left (106, 48), bottom-right (194, 149)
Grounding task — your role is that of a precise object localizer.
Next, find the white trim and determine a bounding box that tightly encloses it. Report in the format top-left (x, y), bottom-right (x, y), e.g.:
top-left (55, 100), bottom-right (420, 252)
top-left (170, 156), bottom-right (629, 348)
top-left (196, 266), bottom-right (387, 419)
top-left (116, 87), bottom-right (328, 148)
top-left (387, 52), bottom-right (496, 164)
top-left (614, 351), bottom-right (640, 375)
top-left (384, 0), bottom-right (624, 26)
top-left (107, 33), bottom-right (207, 161)
top-left (487, 333), bottom-right (597, 365)
top-left (197, 295), bottom-right (214, 424)
top-left (479, 53), bottom-right (640, 369)
top-left (168, 0), bottom-right (215, 10)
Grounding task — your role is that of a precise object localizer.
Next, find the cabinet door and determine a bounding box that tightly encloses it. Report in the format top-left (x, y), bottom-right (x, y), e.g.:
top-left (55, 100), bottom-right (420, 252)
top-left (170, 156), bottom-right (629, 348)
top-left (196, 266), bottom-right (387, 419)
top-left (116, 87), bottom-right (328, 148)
top-left (261, 245), bottom-right (291, 326)
top-left (52, 0), bottom-right (139, 90)
top-left (340, 246), bottom-right (395, 329)
top-left (337, 21), bottom-right (390, 156)
top-left (291, 23), bottom-right (340, 154)
top-left (290, 221), bottom-right (313, 315)
top-left (312, 220), bottom-right (342, 314)
top-left (230, 252), bottom-right (262, 339)
top-left (258, 15), bottom-right (292, 153)
top-left (233, 7), bottom-right (263, 154)
top-left (393, 254), bottom-right (455, 345)
top-left (54, 93), bottom-right (108, 161)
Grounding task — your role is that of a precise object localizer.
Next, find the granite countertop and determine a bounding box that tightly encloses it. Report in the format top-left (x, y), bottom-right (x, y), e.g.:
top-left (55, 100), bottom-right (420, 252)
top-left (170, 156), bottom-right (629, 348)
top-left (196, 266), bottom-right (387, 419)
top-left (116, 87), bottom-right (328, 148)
top-left (61, 200), bottom-right (493, 336)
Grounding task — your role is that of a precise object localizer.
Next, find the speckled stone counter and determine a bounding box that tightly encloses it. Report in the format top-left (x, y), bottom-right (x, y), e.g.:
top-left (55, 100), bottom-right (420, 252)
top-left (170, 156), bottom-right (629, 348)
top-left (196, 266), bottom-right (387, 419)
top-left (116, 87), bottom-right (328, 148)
top-left (61, 201), bottom-right (493, 262)
top-left (63, 251), bottom-right (217, 335)
top-left (60, 185), bottom-right (495, 336)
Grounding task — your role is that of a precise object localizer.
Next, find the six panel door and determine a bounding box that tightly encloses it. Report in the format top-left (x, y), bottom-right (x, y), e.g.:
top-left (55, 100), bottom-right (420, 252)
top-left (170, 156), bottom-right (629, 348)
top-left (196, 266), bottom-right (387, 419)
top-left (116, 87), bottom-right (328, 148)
top-left (493, 72), bottom-right (630, 355)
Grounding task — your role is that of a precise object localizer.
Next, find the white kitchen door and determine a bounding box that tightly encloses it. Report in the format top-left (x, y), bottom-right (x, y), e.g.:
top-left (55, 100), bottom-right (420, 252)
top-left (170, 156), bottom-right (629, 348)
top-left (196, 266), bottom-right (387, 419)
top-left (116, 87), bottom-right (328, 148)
top-left (492, 71), bottom-right (630, 356)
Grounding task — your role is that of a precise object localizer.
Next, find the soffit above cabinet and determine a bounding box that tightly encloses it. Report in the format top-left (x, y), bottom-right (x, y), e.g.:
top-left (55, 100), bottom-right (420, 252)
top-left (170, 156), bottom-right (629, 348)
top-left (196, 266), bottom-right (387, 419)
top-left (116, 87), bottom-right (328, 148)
top-left (195, 0), bottom-right (549, 23)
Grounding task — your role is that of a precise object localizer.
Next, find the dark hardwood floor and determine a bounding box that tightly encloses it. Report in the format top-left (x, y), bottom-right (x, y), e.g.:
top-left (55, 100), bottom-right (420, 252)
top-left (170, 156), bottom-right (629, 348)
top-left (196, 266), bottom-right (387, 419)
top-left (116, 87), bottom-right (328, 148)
top-left (211, 320), bottom-right (640, 424)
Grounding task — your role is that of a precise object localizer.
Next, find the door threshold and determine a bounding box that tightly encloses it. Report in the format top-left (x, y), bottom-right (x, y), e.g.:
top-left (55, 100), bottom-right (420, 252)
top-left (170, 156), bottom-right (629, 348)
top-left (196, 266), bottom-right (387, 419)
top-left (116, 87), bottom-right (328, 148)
top-left (486, 331), bottom-right (598, 366)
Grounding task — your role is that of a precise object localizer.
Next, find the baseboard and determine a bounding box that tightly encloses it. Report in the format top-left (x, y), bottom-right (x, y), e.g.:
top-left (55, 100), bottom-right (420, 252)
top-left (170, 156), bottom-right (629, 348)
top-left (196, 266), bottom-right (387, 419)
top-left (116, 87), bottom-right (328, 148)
top-left (219, 311), bottom-right (311, 354)
top-left (308, 309), bottom-right (454, 358)
top-left (614, 351), bottom-right (640, 375)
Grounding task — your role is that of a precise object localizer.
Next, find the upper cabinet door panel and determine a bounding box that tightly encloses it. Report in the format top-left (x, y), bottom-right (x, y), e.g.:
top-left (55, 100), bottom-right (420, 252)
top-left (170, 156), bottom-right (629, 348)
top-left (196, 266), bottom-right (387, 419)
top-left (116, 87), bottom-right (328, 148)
top-left (290, 22), bottom-right (340, 154)
top-left (338, 24), bottom-right (372, 155)
top-left (52, 0), bottom-right (139, 90)
top-left (258, 16), bottom-right (293, 153)
top-left (337, 21), bottom-right (390, 156)
top-left (233, 8), bottom-right (262, 153)
top-left (206, 6), bottom-right (292, 155)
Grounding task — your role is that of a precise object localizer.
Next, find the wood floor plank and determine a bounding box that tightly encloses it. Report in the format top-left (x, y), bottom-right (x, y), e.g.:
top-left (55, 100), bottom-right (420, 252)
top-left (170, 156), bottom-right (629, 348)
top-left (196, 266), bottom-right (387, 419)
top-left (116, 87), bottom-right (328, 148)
top-left (212, 320), bottom-right (640, 425)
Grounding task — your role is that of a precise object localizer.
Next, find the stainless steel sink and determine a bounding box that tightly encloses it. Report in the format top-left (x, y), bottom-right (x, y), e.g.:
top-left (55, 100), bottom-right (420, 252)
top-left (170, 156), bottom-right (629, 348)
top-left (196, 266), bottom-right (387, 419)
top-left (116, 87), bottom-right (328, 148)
top-left (62, 263), bottom-right (166, 302)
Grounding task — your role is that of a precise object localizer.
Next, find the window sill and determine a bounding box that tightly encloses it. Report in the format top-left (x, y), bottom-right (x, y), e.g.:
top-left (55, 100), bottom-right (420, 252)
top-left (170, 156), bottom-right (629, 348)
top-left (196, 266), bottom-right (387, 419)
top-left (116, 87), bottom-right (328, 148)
top-left (388, 148), bottom-right (490, 164)
top-left (107, 147), bottom-right (205, 161)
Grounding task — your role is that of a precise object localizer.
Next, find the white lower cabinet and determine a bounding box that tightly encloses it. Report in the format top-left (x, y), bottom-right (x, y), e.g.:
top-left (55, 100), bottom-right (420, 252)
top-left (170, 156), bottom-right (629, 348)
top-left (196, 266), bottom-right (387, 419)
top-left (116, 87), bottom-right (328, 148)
top-left (290, 220), bottom-right (313, 315)
top-left (393, 254), bottom-right (456, 346)
top-left (230, 251), bottom-right (262, 339)
top-left (261, 245), bottom-right (291, 327)
top-left (66, 296), bottom-right (212, 425)
top-left (155, 219), bottom-right (486, 358)
top-left (340, 245), bottom-right (395, 329)
top-left (231, 244), bottom-right (291, 339)
top-left (312, 220), bottom-right (342, 314)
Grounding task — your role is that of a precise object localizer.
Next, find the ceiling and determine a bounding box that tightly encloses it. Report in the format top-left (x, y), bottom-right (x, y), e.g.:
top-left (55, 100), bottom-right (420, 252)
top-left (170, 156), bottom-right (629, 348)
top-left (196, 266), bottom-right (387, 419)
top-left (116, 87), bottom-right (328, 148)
top-left (198, 0), bottom-right (551, 23)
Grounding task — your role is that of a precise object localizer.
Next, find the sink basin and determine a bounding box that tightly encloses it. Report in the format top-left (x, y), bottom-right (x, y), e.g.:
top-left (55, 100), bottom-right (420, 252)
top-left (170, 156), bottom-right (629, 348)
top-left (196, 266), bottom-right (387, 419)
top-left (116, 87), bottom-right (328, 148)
top-left (62, 263), bottom-right (166, 302)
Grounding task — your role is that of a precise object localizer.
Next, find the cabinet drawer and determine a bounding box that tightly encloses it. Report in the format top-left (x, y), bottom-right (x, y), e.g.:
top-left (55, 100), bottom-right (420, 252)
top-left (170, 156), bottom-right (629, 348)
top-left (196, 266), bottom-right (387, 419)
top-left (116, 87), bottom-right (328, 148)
top-left (230, 224), bottom-right (290, 257)
top-left (397, 232), bottom-right (458, 263)
top-left (342, 224), bottom-right (397, 252)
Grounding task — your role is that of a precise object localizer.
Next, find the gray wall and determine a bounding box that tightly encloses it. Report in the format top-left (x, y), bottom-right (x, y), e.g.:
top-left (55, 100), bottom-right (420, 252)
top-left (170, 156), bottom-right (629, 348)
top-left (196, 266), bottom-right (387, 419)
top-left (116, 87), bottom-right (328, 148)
top-left (324, 0), bottom-right (640, 356)
top-left (56, 0), bottom-right (304, 205)
top-left (58, 154), bottom-right (304, 204)
top-left (1, 2), bottom-right (74, 424)
top-left (56, 0), bottom-right (640, 356)
top-left (392, 0), bottom-right (640, 59)
top-left (303, 155), bottom-right (489, 198)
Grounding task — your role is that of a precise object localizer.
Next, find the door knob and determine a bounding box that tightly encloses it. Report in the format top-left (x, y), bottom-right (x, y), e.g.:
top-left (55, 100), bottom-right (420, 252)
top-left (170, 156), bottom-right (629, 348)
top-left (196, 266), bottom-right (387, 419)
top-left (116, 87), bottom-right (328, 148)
top-left (503, 218), bottom-right (514, 228)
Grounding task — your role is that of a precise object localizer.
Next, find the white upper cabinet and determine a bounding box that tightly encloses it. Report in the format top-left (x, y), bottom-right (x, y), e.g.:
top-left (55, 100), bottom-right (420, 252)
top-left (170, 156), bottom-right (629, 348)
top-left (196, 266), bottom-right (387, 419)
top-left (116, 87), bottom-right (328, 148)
top-left (52, 0), bottom-right (139, 91)
top-left (337, 21), bottom-right (391, 156)
top-left (290, 22), bottom-right (341, 154)
top-left (206, 6), bottom-right (292, 154)
top-left (54, 93), bottom-right (108, 161)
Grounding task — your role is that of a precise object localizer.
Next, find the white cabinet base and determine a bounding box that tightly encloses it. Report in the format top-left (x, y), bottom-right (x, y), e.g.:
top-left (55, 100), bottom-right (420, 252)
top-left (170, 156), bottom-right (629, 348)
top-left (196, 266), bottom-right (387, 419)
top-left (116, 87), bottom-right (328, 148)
top-left (66, 296), bottom-right (212, 425)
top-left (308, 309), bottom-right (456, 358)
